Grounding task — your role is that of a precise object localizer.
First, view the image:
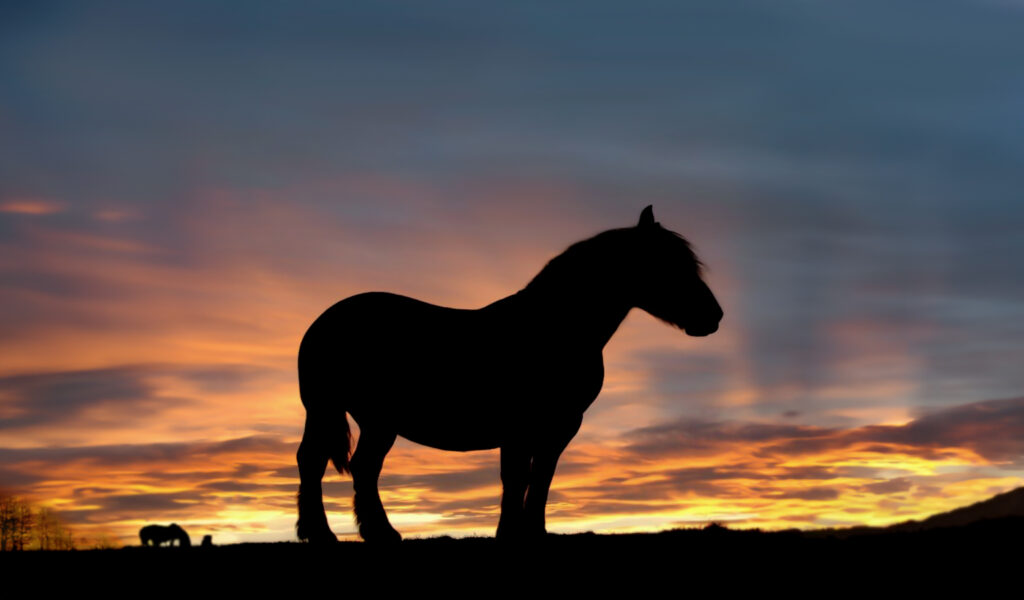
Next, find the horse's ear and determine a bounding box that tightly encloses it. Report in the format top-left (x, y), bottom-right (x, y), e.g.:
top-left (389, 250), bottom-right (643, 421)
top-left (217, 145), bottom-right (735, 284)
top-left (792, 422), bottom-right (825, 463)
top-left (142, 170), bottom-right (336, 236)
top-left (638, 205), bottom-right (657, 229)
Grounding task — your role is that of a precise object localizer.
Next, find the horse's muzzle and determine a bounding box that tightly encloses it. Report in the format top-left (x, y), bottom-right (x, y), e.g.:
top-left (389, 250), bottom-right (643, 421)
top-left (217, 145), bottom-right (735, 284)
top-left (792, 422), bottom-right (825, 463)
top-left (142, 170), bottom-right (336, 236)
top-left (685, 322), bottom-right (719, 337)
top-left (685, 309), bottom-right (722, 337)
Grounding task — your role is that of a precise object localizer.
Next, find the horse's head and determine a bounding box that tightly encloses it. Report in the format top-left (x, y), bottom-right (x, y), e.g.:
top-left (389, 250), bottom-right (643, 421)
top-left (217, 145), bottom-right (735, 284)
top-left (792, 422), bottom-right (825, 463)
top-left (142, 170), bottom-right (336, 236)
top-left (170, 523), bottom-right (192, 546)
top-left (631, 206), bottom-right (723, 337)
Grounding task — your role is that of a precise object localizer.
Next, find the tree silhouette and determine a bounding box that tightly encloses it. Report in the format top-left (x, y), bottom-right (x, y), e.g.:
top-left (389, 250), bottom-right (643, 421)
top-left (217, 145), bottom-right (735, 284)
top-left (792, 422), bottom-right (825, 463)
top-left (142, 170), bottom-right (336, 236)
top-left (0, 494), bottom-right (76, 551)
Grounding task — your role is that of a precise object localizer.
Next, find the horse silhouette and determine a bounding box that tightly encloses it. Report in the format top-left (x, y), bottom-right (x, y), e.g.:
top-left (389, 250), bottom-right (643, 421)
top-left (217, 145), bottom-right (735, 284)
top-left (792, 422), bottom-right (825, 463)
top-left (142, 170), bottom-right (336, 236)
top-left (296, 206), bottom-right (723, 543)
top-left (139, 523), bottom-right (191, 547)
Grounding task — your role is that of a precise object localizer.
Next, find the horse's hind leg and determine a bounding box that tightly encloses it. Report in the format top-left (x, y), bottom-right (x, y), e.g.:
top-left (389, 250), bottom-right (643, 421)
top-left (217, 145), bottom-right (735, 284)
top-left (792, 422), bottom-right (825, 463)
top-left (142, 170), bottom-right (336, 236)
top-left (350, 426), bottom-right (401, 543)
top-left (296, 414), bottom-right (337, 543)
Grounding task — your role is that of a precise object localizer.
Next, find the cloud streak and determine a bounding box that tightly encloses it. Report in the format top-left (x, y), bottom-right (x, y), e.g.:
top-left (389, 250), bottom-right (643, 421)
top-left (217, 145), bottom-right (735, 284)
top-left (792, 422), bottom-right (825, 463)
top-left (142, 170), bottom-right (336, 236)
top-left (1, 395), bottom-right (1022, 542)
top-left (626, 396), bottom-right (1024, 465)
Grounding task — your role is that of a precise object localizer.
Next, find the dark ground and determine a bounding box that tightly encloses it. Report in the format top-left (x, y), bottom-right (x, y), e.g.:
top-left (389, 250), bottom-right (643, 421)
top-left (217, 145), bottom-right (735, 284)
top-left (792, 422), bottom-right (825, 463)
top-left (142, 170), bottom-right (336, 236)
top-left (4, 518), bottom-right (1020, 592)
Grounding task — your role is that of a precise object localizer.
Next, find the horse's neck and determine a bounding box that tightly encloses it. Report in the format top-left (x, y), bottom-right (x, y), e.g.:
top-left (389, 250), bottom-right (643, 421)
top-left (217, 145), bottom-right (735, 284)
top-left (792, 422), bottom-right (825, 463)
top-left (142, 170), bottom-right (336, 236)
top-left (573, 300), bottom-right (632, 349)
top-left (499, 287), bottom-right (632, 350)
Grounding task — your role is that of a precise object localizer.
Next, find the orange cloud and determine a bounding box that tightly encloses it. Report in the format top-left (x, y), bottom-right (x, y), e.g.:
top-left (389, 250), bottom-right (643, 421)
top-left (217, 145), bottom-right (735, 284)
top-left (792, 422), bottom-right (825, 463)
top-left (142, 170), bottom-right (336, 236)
top-left (5, 395), bottom-right (1023, 545)
top-left (0, 198), bottom-right (64, 215)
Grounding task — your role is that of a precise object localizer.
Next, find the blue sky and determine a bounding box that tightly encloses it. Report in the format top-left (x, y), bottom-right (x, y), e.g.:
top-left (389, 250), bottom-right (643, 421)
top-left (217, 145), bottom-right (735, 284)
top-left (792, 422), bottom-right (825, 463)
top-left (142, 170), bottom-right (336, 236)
top-left (2, 1), bottom-right (1024, 543)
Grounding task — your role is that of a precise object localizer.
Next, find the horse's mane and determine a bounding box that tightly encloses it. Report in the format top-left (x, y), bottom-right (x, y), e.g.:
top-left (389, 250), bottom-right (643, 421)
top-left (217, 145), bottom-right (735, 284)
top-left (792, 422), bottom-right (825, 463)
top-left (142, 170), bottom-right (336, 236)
top-left (522, 225), bottom-right (702, 295)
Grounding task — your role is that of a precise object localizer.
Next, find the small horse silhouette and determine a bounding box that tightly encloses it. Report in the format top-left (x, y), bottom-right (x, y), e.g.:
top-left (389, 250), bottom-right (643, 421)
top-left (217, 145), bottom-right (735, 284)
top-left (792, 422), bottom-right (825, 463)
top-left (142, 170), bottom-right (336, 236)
top-left (139, 523), bottom-right (191, 547)
top-left (296, 206), bottom-right (723, 543)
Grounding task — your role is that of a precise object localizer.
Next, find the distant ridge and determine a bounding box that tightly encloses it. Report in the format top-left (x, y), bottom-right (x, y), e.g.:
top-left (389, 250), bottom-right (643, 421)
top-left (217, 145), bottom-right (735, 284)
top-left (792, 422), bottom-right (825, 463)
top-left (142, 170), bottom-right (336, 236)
top-left (887, 486), bottom-right (1024, 531)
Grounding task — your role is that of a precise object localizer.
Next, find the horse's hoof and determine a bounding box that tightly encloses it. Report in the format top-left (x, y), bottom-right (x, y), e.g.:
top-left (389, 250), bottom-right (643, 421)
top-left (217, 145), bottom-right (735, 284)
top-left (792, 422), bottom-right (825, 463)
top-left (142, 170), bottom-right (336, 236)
top-left (495, 527), bottom-right (521, 542)
top-left (523, 527), bottom-right (549, 541)
top-left (360, 524), bottom-right (402, 545)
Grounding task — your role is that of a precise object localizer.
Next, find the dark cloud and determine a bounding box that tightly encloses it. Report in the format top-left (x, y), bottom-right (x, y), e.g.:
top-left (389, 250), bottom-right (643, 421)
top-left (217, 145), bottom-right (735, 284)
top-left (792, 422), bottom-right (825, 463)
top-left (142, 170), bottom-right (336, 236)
top-left (0, 364), bottom-right (277, 432)
top-left (231, 463), bottom-right (270, 479)
top-left (268, 466), bottom-right (299, 480)
top-left (0, 434), bottom-right (292, 470)
top-left (626, 396), bottom-right (1024, 465)
top-left (0, 366), bottom-right (154, 430)
top-left (660, 466), bottom-right (760, 488)
top-left (876, 397), bottom-right (1024, 462)
top-left (564, 467), bottom-right (753, 504)
top-left (759, 487), bottom-right (841, 502)
top-left (380, 466), bottom-right (499, 495)
top-left (763, 397), bottom-right (1024, 463)
top-left (98, 491), bottom-right (205, 514)
top-left (776, 466), bottom-right (840, 481)
top-left (861, 478), bottom-right (914, 495)
top-left (72, 487), bottom-right (122, 497)
top-left (60, 491), bottom-right (207, 525)
top-left (197, 481), bottom-right (268, 493)
top-left (0, 466), bottom-right (45, 488)
top-left (626, 419), bottom-right (832, 457)
top-left (561, 463), bottom-right (847, 509)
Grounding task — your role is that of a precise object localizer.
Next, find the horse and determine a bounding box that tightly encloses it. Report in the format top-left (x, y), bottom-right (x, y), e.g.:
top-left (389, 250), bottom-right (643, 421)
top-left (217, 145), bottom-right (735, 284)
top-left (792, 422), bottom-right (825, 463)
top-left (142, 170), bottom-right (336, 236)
top-left (296, 206), bottom-right (722, 543)
top-left (139, 523), bottom-right (192, 547)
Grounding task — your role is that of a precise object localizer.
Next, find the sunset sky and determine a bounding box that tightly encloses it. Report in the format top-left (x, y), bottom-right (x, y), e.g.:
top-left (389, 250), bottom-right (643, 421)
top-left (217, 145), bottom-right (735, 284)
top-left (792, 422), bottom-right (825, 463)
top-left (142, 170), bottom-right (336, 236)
top-left (3, 1), bottom-right (1024, 545)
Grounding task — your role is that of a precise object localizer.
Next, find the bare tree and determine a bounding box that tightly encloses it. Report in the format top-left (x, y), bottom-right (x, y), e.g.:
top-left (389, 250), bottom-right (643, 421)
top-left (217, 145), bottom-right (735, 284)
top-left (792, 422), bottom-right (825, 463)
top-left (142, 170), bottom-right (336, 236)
top-left (91, 533), bottom-right (118, 550)
top-left (36, 507), bottom-right (60, 550)
top-left (12, 498), bottom-right (33, 551)
top-left (52, 524), bottom-right (75, 551)
top-left (0, 494), bottom-right (16, 551)
top-left (0, 494), bottom-right (76, 551)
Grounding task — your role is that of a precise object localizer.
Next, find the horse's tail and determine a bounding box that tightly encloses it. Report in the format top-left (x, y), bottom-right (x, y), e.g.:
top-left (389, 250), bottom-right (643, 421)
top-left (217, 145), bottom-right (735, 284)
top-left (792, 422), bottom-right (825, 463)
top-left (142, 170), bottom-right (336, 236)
top-left (297, 358), bottom-right (353, 474)
top-left (298, 405), bottom-right (352, 475)
top-left (326, 408), bottom-right (352, 475)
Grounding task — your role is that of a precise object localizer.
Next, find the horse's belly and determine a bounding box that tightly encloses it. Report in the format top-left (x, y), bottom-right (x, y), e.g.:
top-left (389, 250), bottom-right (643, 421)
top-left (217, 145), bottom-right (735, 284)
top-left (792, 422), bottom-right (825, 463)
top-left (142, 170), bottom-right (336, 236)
top-left (398, 427), bottom-right (502, 452)
top-left (389, 394), bottom-right (510, 451)
top-left (345, 342), bottom-right (603, 451)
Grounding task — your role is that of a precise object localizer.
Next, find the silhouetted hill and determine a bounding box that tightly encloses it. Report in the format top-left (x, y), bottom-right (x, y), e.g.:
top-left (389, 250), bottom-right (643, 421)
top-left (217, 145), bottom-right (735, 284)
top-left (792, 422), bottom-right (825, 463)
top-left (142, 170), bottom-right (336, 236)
top-left (801, 486), bottom-right (1024, 539)
top-left (887, 486), bottom-right (1024, 531)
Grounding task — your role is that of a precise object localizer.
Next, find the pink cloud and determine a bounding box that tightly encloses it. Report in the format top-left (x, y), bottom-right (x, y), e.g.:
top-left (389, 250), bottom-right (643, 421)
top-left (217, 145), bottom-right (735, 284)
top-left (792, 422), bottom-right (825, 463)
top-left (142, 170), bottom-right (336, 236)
top-left (0, 198), bottom-right (64, 215)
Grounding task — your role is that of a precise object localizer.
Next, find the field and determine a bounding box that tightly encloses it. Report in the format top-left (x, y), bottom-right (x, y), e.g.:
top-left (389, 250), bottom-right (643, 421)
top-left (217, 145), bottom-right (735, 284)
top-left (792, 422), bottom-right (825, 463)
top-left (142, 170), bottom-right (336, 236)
top-left (4, 518), bottom-right (1019, 592)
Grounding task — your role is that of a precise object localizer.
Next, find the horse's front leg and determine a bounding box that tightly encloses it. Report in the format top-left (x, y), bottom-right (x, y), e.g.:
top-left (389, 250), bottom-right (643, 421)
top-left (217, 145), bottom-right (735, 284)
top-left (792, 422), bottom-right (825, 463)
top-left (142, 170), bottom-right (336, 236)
top-left (496, 444), bottom-right (530, 540)
top-left (523, 416), bottom-right (582, 538)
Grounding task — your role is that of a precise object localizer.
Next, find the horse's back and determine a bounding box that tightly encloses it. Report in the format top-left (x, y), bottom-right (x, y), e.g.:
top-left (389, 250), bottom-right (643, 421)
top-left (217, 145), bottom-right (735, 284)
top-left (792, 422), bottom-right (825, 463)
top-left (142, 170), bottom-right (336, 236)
top-left (299, 292), bottom-right (491, 395)
top-left (300, 293), bottom-right (518, 444)
top-left (139, 524), bottom-right (164, 543)
top-left (301, 292), bottom-right (475, 356)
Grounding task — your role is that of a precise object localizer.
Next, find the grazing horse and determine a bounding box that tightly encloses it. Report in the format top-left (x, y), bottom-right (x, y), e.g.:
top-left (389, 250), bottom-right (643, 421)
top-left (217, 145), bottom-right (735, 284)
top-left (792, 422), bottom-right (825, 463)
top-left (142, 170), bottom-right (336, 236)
top-left (139, 523), bottom-right (191, 547)
top-left (296, 206), bottom-right (722, 543)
